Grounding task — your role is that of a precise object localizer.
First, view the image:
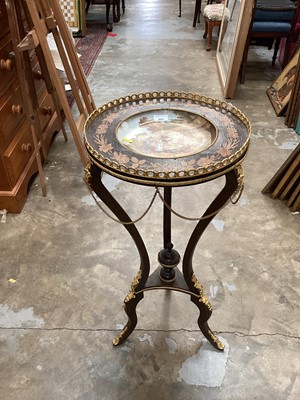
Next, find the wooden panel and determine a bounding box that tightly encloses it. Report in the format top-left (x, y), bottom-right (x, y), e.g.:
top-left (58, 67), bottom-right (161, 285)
top-left (38, 91), bottom-right (55, 131)
top-left (0, 150), bottom-right (37, 212)
top-left (0, 155), bottom-right (11, 191)
top-left (0, 1), bottom-right (9, 40)
top-left (3, 122), bottom-right (34, 187)
top-left (0, 110), bottom-right (61, 212)
top-left (32, 61), bottom-right (48, 97)
top-left (0, 34), bottom-right (17, 96)
top-left (0, 79), bottom-right (26, 149)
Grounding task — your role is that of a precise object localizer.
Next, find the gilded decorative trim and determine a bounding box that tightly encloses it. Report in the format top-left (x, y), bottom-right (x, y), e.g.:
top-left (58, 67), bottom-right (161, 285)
top-left (207, 329), bottom-right (225, 351)
top-left (191, 273), bottom-right (212, 311)
top-left (84, 91), bottom-right (251, 183)
top-left (84, 91), bottom-right (251, 131)
top-left (112, 326), bottom-right (128, 346)
top-left (191, 273), bottom-right (224, 350)
top-left (85, 141), bottom-right (249, 181)
top-left (230, 165), bottom-right (245, 204)
top-left (235, 165), bottom-right (244, 190)
top-left (89, 153), bottom-right (247, 187)
top-left (124, 270), bottom-right (142, 303)
top-left (83, 161), bottom-right (92, 186)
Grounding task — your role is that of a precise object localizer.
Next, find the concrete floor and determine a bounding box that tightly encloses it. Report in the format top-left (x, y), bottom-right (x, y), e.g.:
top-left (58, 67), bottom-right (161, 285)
top-left (1, 1), bottom-right (300, 399)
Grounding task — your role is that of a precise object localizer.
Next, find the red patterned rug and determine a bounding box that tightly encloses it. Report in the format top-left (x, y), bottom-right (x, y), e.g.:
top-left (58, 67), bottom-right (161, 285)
top-left (75, 22), bottom-right (107, 76)
top-left (66, 23), bottom-right (107, 106)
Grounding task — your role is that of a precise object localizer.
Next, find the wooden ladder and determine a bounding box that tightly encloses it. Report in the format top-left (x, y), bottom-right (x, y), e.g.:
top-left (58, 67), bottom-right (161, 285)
top-left (7, 0), bottom-right (96, 182)
top-left (30, 0), bottom-right (96, 162)
top-left (6, 0), bottom-right (66, 195)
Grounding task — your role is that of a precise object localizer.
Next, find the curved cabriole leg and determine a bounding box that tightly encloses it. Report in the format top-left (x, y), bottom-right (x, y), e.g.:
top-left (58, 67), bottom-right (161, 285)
top-left (190, 277), bottom-right (225, 351)
top-left (182, 170), bottom-right (239, 351)
top-left (113, 292), bottom-right (144, 346)
top-left (89, 164), bottom-right (150, 345)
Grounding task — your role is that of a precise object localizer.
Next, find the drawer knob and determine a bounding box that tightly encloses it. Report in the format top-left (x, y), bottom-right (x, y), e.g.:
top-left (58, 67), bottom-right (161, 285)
top-left (40, 106), bottom-right (52, 116)
top-left (21, 143), bottom-right (32, 153)
top-left (0, 58), bottom-right (14, 72)
top-left (34, 70), bottom-right (43, 80)
top-left (11, 104), bottom-right (23, 115)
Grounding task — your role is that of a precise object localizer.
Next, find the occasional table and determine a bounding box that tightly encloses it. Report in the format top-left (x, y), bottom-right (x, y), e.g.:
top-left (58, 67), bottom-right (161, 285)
top-left (84, 91), bottom-right (251, 351)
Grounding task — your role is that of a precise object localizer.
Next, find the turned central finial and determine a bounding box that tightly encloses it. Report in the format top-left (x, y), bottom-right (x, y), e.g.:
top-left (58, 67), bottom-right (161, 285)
top-left (158, 242), bottom-right (180, 282)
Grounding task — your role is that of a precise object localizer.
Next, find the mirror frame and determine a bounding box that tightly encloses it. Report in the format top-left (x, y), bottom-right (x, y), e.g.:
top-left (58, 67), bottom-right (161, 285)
top-left (216, 0), bottom-right (254, 99)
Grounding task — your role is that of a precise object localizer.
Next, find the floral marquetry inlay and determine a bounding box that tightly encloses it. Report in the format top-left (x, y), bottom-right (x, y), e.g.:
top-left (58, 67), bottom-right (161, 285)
top-left (84, 92), bottom-right (251, 186)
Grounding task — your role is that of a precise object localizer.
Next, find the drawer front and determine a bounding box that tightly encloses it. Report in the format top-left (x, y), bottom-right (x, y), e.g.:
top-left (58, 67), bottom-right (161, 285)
top-left (0, 155), bottom-right (11, 190)
top-left (0, 80), bottom-right (26, 149)
top-left (33, 62), bottom-right (47, 97)
top-left (0, 2), bottom-right (9, 40)
top-left (38, 92), bottom-right (55, 131)
top-left (0, 35), bottom-right (17, 96)
top-left (4, 122), bottom-right (33, 187)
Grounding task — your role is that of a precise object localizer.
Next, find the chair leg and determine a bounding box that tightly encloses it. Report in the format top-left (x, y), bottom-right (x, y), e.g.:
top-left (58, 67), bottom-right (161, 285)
top-left (105, 0), bottom-right (113, 31)
top-left (86, 0), bottom-right (91, 13)
top-left (272, 38), bottom-right (281, 66)
top-left (113, 0), bottom-right (120, 22)
top-left (240, 36), bottom-right (251, 84)
top-left (203, 18), bottom-right (208, 39)
top-left (282, 37), bottom-right (292, 68)
top-left (206, 21), bottom-right (214, 51)
top-left (193, 0), bottom-right (201, 27)
top-left (178, 0), bottom-right (181, 17)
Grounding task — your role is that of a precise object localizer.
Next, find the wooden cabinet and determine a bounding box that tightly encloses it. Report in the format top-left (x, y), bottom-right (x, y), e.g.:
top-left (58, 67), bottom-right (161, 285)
top-left (0, 5), bottom-right (61, 213)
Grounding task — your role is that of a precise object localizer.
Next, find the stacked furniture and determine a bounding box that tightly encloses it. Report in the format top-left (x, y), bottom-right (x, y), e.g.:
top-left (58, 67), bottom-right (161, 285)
top-left (0, 3), bottom-right (61, 213)
top-left (262, 143), bottom-right (300, 212)
top-left (240, 0), bottom-right (300, 83)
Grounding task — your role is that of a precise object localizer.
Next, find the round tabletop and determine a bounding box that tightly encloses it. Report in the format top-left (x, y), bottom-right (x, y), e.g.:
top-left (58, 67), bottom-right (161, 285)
top-left (84, 92), bottom-right (251, 186)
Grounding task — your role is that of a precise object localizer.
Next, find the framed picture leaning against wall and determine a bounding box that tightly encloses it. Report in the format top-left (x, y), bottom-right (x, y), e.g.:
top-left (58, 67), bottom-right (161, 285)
top-left (267, 49), bottom-right (300, 116)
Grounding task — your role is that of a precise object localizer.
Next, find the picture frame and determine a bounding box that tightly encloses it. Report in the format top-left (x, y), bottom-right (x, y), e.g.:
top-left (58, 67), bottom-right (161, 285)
top-left (285, 41), bottom-right (300, 128)
top-left (216, 0), bottom-right (254, 99)
top-left (267, 50), bottom-right (300, 117)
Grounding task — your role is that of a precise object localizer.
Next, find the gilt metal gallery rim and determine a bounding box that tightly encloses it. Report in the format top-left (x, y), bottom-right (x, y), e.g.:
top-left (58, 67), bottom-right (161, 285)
top-left (84, 91), bottom-right (251, 184)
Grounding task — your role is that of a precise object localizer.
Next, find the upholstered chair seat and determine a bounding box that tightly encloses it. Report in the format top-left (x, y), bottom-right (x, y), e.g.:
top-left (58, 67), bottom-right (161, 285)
top-left (203, 3), bottom-right (230, 21)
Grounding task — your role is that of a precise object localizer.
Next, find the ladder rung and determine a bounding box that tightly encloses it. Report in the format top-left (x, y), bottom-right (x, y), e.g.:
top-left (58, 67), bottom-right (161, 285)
top-left (45, 15), bottom-right (57, 30)
top-left (17, 29), bottom-right (40, 51)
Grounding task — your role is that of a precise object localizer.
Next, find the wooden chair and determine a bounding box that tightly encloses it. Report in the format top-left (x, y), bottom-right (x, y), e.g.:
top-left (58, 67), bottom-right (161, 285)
top-left (240, 0), bottom-right (300, 83)
top-left (203, 2), bottom-right (230, 51)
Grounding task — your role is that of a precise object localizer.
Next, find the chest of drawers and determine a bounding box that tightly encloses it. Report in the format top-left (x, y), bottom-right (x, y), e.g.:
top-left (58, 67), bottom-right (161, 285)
top-left (0, 5), bottom-right (60, 212)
